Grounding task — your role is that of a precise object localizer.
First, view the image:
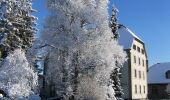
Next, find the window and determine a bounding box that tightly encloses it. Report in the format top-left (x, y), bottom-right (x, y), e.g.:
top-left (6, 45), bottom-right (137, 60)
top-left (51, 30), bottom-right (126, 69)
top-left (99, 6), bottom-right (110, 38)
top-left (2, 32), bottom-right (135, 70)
top-left (133, 44), bottom-right (136, 50)
top-left (135, 85), bottom-right (137, 94)
top-left (139, 85), bottom-right (141, 94)
top-left (166, 70), bottom-right (170, 79)
top-left (134, 56), bottom-right (136, 63)
top-left (142, 49), bottom-right (145, 54)
top-left (142, 59), bottom-right (145, 66)
top-left (134, 69), bottom-right (137, 78)
top-left (139, 57), bottom-right (141, 65)
top-left (143, 86), bottom-right (145, 94)
top-left (139, 71), bottom-right (141, 79)
top-left (137, 47), bottom-right (140, 52)
top-left (143, 72), bottom-right (145, 80)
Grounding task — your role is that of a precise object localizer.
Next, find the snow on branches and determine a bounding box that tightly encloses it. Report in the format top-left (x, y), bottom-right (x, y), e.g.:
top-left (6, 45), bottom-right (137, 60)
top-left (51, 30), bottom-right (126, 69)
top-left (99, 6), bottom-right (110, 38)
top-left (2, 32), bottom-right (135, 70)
top-left (0, 49), bottom-right (38, 99)
top-left (40, 0), bottom-right (126, 99)
top-left (0, 0), bottom-right (37, 58)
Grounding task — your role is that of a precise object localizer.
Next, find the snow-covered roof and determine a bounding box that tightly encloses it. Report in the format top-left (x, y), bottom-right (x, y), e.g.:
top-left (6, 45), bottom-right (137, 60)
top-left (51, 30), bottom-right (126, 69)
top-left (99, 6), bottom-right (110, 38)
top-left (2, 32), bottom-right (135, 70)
top-left (148, 62), bottom-right (170, 84)
top-left (118, 25), bottom-right (143, 49)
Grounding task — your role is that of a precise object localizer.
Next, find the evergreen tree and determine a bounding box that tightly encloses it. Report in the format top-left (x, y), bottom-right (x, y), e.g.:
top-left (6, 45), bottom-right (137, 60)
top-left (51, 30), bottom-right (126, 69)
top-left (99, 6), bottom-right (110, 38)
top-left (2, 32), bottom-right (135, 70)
top-left (40, 0), bottom-right (126, 99)
top-left (0, 0), bottom-right (36, 59)
top-left (110, 6), bottom-right (125, 100)
top-left (111, 60), bottom-right (124, 100)
top-left (110, 5), bottom-right (119, 40)
top-left (0, 0), bottom-right (39, 99)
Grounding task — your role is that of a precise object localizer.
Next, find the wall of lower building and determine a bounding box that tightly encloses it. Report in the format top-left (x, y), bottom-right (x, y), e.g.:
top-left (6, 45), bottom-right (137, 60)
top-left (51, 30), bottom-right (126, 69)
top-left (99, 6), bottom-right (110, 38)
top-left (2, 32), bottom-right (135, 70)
top-left (148, 84), bottom-right (169, 99)
top-left (121, 59), bottom-right (130, 99)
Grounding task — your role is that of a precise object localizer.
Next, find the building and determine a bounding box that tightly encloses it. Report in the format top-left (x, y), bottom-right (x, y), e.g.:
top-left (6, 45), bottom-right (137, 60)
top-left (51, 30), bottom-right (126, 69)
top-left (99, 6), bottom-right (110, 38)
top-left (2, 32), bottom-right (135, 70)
top-left (148, 62), bottom-right (170, 99)
top-left (118, 25), bottom-right (148, 100)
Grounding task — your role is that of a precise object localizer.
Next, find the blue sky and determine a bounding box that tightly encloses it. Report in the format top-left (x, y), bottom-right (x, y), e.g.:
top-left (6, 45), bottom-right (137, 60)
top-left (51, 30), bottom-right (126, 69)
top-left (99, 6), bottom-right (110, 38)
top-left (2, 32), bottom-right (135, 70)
top-left (33, 0), bottom-right (170, 66)
top-left (112, 0), bottom-right (170, 66)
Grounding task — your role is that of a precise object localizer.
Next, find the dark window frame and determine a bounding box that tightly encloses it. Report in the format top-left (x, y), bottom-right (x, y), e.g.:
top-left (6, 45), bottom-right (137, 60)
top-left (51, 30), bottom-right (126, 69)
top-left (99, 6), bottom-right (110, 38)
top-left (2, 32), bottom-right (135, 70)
top-left (134, 69), bottom-right (137, 78)
top-left (166, 70), bottom-right (170, 79)
top-left (139, 57), bottom-right (141, 65)
top-left (139, 71), bottom-right (141, 79)
top-left (137, 47), bottom-right (140, 52)
top-left (143, 71), bottom-right (145, 80)
top-left (142, 59), bottom-right (145, 66)
top-left (139, 85), bottom-right (141, 94)
top-left (142, 49), bottom-right (145, 54)
top-left (135, 85), bottom-right (137, 94)
top-left (134, 56), bottom-right (136, 63)
top-left (133, 44), bottom-right (136, 50)
top-left (143, 85), bottom-right (145, 94)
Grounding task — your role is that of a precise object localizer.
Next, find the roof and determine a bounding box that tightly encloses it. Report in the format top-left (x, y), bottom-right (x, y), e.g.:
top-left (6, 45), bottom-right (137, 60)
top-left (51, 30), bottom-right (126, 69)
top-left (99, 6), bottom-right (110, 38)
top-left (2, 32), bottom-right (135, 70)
top-left (118, 25), bottom-right (143, 49)
top-left (148, 62), bottom-right (170, 84)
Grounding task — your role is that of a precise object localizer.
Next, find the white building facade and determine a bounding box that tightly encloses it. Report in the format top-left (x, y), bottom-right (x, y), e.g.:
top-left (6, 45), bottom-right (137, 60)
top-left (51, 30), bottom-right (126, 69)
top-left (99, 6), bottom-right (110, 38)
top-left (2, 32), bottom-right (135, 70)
top-left (118, 25), bottom-right (148, 100)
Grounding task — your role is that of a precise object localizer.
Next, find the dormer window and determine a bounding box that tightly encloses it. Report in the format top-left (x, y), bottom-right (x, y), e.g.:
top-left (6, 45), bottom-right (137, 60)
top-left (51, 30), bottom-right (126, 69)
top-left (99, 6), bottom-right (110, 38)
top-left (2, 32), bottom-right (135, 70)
top-left (166, 70), bottom-right (170, 79)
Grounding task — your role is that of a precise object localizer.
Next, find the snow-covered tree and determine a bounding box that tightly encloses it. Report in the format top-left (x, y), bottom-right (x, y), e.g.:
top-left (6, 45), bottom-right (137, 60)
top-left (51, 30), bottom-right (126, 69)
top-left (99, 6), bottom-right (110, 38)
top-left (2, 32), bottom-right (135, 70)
top-left (0, 0), bottom-right (39, 99)
top-left (110, 6), bottom-right (124, 100)
top-left (0, 49), bottom-right (39, 99)
top-left (110, 59), bottom-right (124, 100)
top-left (110, 5), bottom-right (119, 40)
top-left (41, 0), bottom-right (126, 99)
top-left (0, 0), bottom-right (36, 59)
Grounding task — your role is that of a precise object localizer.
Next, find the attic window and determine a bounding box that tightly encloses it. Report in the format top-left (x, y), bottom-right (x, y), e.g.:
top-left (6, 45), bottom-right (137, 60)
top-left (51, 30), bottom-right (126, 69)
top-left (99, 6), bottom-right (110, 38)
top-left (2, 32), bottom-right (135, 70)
top-left (142, 49), bottom-right (145, 54)
top-left (133, 45), bottom-right (136, 50)
top-left (166, 70), bottom-right (170, 79)
top-left (135, 85), bottom-right (137, 94)
top-left (137, 47), bottom-right (140, 52)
